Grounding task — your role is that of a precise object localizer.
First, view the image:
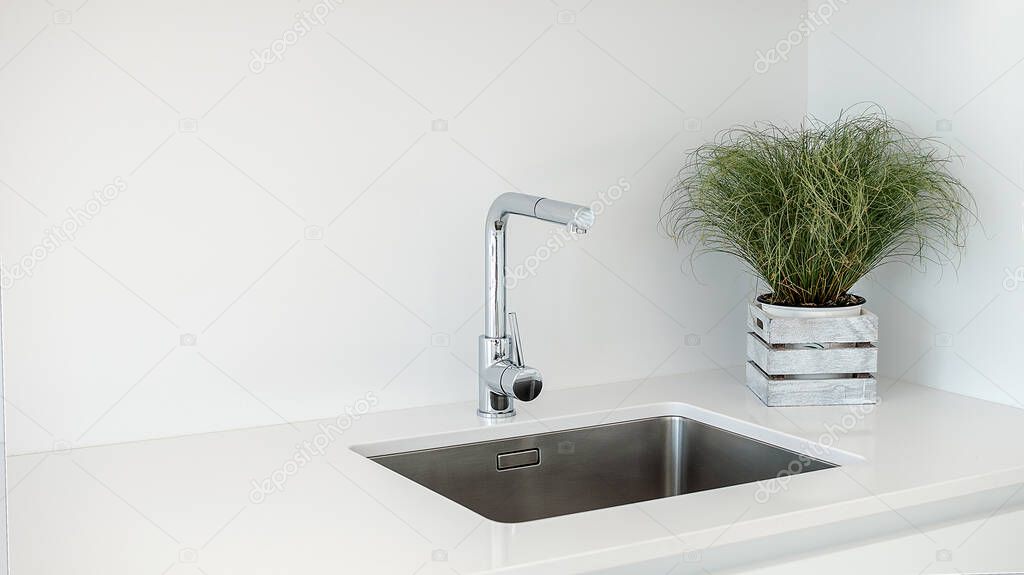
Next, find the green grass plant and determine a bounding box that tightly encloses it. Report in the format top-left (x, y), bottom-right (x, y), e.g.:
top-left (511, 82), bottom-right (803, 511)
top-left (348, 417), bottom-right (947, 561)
top-left (662, 110), bottom-right (974, 307)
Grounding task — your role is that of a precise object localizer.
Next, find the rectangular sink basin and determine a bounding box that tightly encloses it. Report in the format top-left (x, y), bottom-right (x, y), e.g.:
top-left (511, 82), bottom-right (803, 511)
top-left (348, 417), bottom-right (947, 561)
top-left (369, 416), bottom-right (836, 523)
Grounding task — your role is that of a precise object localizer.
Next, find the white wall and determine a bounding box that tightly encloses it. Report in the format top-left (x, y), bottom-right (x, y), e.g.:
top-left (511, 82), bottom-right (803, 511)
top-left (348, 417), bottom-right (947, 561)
top-left (808, 0), bottom-right (1024, 409)
top-left (0, 292), bottom-right (7, 572)
top-left (0, 0), bottom-right (808, 454)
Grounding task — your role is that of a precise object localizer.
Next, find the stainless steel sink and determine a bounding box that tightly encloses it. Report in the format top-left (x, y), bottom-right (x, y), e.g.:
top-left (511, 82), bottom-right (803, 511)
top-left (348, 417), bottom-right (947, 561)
top-left (369, 416), bottom-right (836, 523)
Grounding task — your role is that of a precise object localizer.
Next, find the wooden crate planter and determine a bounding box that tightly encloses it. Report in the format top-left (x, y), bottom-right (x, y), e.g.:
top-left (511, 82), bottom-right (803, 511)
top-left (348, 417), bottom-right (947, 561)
top-left (745, 302), bottom-right (878, 406)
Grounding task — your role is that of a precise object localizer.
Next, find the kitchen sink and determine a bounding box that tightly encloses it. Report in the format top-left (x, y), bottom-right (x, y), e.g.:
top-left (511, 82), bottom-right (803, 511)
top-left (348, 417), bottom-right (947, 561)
top-left (369, 416), bottom-right (836, 523)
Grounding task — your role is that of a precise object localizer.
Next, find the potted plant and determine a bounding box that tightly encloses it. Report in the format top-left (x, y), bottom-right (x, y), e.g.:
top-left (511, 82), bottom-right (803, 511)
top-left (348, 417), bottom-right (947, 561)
top-left (662, 110), bottom-right (974, 405)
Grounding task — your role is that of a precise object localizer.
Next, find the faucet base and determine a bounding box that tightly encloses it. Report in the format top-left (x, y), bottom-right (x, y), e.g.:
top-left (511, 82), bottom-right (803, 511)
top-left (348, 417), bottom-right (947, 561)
top-left (477, 409), bottom-right (516, 419)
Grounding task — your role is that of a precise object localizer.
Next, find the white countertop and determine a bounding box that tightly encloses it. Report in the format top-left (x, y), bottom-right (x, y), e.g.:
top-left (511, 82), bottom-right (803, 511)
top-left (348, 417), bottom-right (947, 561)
top-left (9, 369), bottom-right (1024, 574)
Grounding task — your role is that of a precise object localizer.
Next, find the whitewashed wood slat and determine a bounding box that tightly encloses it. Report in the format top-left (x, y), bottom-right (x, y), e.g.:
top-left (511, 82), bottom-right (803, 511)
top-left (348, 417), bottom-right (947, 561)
top-left (746, 333), bottom-right (877, 376)
top-left (746, 362), bottom-right (877, 406)
top-left (745, 301), bottom-right (878, 406)
top-left (747, 304), bottom-right (878, 345)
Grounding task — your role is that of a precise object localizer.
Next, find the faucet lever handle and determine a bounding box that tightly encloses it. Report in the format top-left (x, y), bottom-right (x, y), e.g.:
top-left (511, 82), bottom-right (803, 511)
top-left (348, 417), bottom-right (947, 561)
top-left (507, 312), bottom-right (524, 366)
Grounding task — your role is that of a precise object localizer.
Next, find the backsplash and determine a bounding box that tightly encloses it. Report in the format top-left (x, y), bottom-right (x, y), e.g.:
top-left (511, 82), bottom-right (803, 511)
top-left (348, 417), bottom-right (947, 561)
top-left (0, 0), bottom-right (809, 454)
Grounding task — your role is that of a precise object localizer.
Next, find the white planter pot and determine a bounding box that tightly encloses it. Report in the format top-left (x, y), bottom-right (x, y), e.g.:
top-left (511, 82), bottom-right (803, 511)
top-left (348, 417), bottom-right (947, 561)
top-left (756, 294), bottom-right (865, 319)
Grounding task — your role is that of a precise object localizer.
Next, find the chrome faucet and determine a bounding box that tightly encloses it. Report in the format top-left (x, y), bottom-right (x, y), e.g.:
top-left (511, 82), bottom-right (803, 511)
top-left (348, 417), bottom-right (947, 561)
top-left (478, 192), bottom-right (594, 418)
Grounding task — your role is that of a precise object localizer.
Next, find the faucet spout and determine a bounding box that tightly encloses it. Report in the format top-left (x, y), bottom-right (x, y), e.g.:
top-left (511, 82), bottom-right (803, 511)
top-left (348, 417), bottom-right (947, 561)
top-left (478, 193), bottom-right (592, 418)
top-left (483, 193), bottom-right (593, 339)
